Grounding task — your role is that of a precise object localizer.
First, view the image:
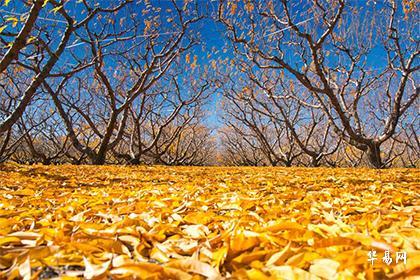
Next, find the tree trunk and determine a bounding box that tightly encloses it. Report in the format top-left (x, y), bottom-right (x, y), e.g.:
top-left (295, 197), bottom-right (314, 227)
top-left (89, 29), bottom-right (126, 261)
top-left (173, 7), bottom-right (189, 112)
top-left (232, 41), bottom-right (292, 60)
top-left (310, 156), bottom-right (321, 167)
top-left (92, 155), bottom-right (106, 165)
top-left (284, 160), bottom-right (292, 167)
top-left (367, 143), bottom-right (383, 169)
top-left (130, 156), bottom-right (141, 165)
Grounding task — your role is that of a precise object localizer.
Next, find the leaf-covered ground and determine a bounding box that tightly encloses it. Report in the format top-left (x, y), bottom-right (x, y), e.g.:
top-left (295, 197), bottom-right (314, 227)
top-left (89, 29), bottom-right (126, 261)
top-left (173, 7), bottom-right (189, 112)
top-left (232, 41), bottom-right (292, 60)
top-left (0, 164), bottom-right (418, 279)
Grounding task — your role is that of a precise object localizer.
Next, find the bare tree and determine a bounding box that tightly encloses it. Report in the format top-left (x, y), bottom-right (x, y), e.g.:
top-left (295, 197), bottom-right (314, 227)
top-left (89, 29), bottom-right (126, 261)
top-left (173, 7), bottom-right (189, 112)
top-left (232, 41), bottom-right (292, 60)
top-left (153, 121), bottom-right (216, 166)
top-left (245, 67), bottom-right (341, 167)
top-left (218, 0), bottom-right (419, 168)
top-left (219, 125), bottom-right (268, 166)
top-left (0, 0), bottom-right (130, 134)
top-left (113, 62), bottom-right (213, 164)
top-left (1, 0), bottom-right (417, 167)
top-left (44, 0), bottom-right (204, 164)
top-left (221, 88), bottom-right (302, 166)
top-left (13, 105), bottom-right (69, 164)
top-left (218, 56), bottom-right (340, 167)
top-left (0, 0), bottom-right (44, 74)
top-left (390, 105), bottom-right (419, 167)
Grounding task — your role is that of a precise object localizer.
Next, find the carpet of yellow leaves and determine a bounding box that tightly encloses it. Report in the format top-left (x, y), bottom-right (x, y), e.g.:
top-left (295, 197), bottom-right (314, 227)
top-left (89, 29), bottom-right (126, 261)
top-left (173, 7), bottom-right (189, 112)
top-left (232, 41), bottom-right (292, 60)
top-left (0, 164), bottom-right (418, 279)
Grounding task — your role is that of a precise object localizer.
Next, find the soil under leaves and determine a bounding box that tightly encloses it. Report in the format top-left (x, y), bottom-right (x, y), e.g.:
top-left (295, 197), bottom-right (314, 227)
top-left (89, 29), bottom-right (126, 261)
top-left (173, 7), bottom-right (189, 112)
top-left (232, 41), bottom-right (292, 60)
top-left (0, 164), bottom-right (419, 279)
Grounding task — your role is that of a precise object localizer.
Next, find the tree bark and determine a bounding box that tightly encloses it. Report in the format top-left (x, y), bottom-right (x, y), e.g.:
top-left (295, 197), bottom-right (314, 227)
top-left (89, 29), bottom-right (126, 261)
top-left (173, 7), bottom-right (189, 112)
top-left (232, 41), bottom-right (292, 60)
top-left (367, 143), bottom-right (383, 169)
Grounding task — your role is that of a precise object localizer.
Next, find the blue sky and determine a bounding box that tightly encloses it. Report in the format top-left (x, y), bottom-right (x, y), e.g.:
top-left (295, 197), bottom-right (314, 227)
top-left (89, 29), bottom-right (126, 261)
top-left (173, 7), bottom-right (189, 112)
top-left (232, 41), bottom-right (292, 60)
top-left (0, 0), bottom-right (417, 128)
